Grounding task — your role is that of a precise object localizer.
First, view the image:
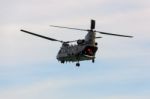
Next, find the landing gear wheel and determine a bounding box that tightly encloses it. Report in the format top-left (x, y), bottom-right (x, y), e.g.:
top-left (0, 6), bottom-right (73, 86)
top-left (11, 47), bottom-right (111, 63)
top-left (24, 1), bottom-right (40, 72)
top-left (61, 60), bottom-right (65, 64)
top-left (76, 63), bottom-right (80, 67)
top-left (92, 59), bottom-right (95, 63)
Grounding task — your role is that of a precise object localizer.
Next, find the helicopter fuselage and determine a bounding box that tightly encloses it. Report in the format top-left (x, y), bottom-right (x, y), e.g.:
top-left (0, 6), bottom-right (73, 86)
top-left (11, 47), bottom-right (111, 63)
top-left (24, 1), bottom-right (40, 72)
top-left (57, 31), bottom-right (98, 63)
top-left (57, 44), bottom-right (98, 63)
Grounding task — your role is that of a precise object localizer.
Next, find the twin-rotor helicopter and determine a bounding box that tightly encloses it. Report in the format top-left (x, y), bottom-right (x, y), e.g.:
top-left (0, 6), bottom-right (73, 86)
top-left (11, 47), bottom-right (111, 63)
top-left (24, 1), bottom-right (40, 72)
top-left (21, 19), bottom-right (133, 67)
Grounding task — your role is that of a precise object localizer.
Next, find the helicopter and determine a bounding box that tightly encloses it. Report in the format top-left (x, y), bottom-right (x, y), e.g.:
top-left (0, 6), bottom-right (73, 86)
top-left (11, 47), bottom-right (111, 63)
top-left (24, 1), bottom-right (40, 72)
top-left (21, 19), bottom-right (133, 67)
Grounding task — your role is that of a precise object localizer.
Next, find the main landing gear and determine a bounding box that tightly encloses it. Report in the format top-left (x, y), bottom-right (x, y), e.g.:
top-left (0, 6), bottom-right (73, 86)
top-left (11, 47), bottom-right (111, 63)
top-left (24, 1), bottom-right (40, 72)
top-left (76, 62), bottom-right (80, 67)
top-left (76, 55), bottom-right (80, 67)
top-left (61, 60), bottom-right (65, 63)
top-left (92, 59), bottom-right (95, 63)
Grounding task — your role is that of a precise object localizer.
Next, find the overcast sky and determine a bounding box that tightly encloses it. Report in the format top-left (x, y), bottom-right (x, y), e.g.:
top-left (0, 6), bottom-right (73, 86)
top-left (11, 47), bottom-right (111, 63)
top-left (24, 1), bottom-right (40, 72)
top-left (0, 0), bottom-right (150, 99)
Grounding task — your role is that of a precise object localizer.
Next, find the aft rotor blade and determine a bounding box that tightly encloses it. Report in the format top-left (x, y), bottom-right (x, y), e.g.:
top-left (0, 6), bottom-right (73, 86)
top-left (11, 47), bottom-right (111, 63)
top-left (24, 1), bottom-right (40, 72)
top-left (95, 31), bottom-right (133, 38)
top-left (50, 25), bottom-right (88, 31)
top-left (96, 37), bottom-right (102, 38)
top-left (20, 29), bottom-right (63, 42)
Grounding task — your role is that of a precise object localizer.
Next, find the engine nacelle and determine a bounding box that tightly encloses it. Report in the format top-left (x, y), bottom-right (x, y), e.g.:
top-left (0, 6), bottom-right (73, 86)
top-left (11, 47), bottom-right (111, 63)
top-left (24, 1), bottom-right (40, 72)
top-left (77, 39), bottom-right (85, 45)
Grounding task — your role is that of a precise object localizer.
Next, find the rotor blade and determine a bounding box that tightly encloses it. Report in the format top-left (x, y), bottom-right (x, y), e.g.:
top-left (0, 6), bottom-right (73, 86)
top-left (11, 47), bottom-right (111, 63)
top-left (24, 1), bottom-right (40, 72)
top-left (20, 29), bottom-right (63, 42)
top-left (96, 37), bottom-right (102, 38)
top-left (95, 31), bottom-right (133, 38)
top-left (65, 40), bottom-right (77, 43)
top-left (50, 25), bottom-right (88, 31)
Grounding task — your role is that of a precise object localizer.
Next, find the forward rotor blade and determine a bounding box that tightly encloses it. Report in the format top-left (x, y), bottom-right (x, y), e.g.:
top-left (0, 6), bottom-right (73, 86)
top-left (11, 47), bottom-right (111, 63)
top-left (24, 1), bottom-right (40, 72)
top-left (65, 40), bottom-right (77, 43)
top-left (20, 29), bottom-right (63, 42)
top-left (95, 31), bottom-right (133, 38)
top-left (50, 25), bottom-right (88, 31)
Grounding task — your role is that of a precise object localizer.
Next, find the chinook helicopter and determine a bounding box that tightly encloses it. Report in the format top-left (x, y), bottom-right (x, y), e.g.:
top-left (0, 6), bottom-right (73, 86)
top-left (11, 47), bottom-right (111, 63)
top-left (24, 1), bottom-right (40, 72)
top-left (21, 19), bottom-right (133, 67)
